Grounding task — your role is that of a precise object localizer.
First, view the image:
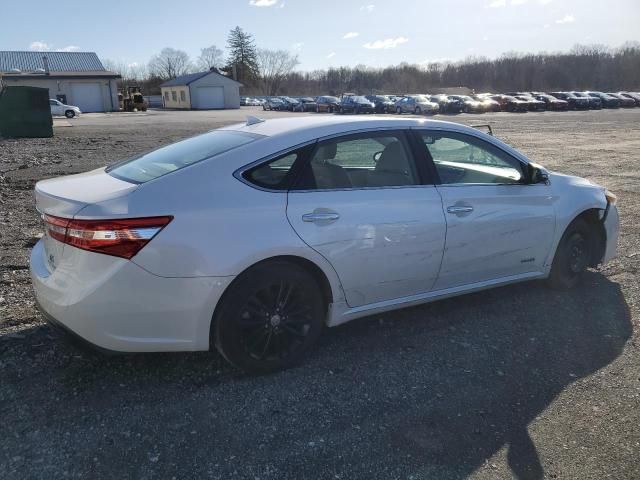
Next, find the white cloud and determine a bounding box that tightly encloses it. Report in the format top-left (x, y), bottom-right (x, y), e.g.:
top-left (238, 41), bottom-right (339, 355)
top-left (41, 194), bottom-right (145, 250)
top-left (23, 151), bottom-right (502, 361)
top-left (29, 41), bottom-right (81, 52)
top-left (482, 36), bottom-right (489, 41)
top-left (291, 42), bottom-right (304, 51)
top-left (511, 0), bottom-right (527, 5)
top-left (421, 57), bottom-right (451, 65)
top-left (343, 32), bottom-right (360, 39)
top-left (360, 4), bottom-right (375, 12)
top-left (29, 41), bottom-right (52, 51)
top-left (249, 0), bottom-right (278, 6)
top-left (363, 37), bottom-right (408, 49)
top-left (543, 23), bottom-right (551, 28)
top-left (555, 14), bottom-right (575, 24)
top-left (487, 0), bottom-right (506, 7)
top-left (539, 0), bottom-right (552, 4)
top-left (279, 1), bottom-right (285, 7)
top-left (327, 52), bottom-right (336, 59)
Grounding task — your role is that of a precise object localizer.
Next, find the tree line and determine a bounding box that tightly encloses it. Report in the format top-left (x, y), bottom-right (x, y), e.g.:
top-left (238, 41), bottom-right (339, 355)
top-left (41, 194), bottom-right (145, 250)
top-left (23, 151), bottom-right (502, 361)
top-left (104, 30), bottom-right (640, 96)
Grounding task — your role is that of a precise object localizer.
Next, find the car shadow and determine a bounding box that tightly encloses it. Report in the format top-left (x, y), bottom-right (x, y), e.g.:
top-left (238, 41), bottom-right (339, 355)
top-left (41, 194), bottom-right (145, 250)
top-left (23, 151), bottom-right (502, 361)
top-left (318, 271), bottom-right (632, 478)
top-left (0, 272), bottom-right (631, 479)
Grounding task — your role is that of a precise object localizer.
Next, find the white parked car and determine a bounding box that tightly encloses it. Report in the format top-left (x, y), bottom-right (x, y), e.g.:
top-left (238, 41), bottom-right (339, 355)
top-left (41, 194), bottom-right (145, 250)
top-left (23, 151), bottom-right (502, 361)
top-left (30, 116), bottom-right (619, 372)
top-left (49, 99), bottom-right (81, 118)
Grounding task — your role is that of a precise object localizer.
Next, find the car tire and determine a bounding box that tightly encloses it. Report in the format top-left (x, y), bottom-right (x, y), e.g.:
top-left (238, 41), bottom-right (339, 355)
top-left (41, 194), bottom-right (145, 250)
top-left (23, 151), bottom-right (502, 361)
top-left (64, 110), bottom-right (75, 119)
top-left (415, 107), bottom-right (422, 115)
top-left (396, 107), bottom-right (402, 114)
top-left (547, 218), bottom-right (594, 290)
top-left (213, 261), bottom-right (325, 373)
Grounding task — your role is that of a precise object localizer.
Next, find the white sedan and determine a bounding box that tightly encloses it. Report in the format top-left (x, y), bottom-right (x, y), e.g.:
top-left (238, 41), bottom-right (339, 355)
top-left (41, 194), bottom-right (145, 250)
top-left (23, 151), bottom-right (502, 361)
top-left (49, 98), bottom-right (81, 118)
top-left (30, 116), bottom-right (619, 372)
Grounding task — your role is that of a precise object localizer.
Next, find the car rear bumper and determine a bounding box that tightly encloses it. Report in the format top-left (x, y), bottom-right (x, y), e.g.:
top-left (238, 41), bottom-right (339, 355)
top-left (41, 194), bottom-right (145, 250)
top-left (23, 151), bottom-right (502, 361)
top-left (30, 239), bottom-right (233, 352)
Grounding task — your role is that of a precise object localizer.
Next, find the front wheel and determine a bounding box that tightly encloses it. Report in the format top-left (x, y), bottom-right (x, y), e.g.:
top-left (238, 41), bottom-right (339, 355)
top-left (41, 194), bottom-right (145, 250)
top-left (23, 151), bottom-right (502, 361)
top-left (396, 107), bottom-right (402, 114)
top-left (547, 218), bottom-right (594, 289)
top-left (213, 262), bottom-right (325, 373)
top-left (65, 110), bottom-right (75, 118)
top-left (415, 107), bottom-right (422, 115)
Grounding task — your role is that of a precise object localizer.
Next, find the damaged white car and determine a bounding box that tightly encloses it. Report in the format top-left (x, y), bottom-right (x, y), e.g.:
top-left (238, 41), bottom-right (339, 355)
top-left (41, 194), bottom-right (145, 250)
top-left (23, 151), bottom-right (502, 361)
top-left (30, 116), bottom-right (619, 372)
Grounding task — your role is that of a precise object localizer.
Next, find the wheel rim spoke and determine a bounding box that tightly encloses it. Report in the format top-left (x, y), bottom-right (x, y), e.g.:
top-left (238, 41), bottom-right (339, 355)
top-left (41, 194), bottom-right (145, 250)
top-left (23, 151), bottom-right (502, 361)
top-left (238, 280), bottom-right (314, 361)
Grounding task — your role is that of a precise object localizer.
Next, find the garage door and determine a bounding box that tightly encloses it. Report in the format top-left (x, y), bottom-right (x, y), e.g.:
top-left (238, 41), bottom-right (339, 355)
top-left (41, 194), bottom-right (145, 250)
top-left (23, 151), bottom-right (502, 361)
top-left (71, 83), bottom-right (104, 112)
top-left (194, 86), bottom-right (224, 109)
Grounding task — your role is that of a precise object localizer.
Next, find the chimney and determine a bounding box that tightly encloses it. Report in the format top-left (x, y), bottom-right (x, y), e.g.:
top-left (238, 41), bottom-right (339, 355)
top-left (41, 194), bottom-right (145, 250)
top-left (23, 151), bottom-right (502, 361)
top-left (42, 56), bottom-right (50, 75)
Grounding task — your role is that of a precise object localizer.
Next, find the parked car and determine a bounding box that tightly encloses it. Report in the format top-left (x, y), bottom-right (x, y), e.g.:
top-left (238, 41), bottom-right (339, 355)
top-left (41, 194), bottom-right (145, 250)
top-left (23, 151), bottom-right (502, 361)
top-left (279, 96), bottom-right (303, 111)
top-left (549, 92), bottom-right (590, 110)
top-left (295, 97), bottom-right (318, 112)
top-left (570, 92), bottom-right (602, 109)
top-left (532, 94), bottom-right (569, 111)
top-left (315, 96), bottom-right (340, 113)
top-left (618, 92), bottom-right (640, 106)
top-left (448, 95), bottom-right (484, 113)
top-left (606, 93), bottom-right (636, 108)
top-left (365, 95), bottom-right (396, 113)
top-left (49, 99), bottom-right (81, 118)
top-left (472, 95), bottom-right (501, 112)
top-left (262, 97), bottom-right (286, 111)
top-left (584, 92), bottom-right (619, 108)
top-left (394, 95), bottom-right (439, 115)
top-left (514, 95), bottom-right (546, 111)
top-left (490, 95), bottom-right (529, 112)
top-left (430, 94), bottom-right (464, 113)
top-left (339, 94), bottom-right (375, 114)
top-left (30, 116), bottom-right (620, 373)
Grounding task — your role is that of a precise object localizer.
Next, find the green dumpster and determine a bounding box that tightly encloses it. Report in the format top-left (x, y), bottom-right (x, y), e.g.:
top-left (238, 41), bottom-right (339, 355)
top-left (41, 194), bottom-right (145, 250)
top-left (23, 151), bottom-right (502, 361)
top-left (0, 86), bottom-right (53, 138)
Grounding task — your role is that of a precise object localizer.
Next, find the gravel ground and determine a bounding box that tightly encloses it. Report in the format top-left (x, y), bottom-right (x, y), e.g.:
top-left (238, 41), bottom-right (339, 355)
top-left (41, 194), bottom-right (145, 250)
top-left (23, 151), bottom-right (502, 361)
top-left (1, 108), bottom-right (639, 479)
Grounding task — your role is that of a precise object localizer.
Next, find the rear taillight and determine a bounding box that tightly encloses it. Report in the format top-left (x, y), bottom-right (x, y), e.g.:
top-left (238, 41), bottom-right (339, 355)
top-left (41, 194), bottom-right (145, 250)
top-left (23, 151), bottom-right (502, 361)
top-left (43, 215), bottom-right (172, 259)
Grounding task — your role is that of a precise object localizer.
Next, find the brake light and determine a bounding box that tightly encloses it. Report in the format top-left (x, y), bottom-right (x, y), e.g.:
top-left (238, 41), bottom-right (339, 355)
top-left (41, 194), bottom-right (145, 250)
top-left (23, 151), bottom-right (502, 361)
top-left (43, 215), bottom-right (172, 259)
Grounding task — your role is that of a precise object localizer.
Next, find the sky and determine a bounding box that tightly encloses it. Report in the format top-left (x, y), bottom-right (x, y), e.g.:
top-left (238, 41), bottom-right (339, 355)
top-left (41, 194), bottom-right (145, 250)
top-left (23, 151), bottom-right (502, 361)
top-left (1, 0), bottom-right (638, 71)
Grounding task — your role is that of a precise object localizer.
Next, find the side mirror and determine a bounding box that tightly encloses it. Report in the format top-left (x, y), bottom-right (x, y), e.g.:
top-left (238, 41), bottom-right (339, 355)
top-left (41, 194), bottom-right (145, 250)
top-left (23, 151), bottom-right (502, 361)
top-left (528, 163), bottom-right (549, 184)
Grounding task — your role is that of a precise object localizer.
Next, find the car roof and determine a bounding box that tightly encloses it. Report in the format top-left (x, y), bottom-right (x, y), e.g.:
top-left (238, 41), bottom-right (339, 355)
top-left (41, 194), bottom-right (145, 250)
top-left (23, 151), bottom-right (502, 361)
top-left (221, 116), bottom-right (483, 139)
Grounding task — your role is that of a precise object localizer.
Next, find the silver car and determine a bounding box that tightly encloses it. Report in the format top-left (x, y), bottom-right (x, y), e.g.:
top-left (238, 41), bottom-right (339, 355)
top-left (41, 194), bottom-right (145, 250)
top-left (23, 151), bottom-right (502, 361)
top-left (395, 95), bottom-right (440, 115)
top-left (30, 116), bottom-right (619, 373)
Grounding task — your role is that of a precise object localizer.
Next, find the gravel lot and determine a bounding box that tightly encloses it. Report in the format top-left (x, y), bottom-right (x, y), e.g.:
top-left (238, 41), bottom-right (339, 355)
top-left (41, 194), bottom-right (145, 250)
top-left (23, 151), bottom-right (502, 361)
top-left (1, 108), bottom-right (639, 479)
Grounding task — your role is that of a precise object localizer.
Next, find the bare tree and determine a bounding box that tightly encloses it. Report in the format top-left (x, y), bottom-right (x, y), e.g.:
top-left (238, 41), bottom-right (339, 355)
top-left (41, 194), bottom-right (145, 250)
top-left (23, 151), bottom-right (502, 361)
top-left (256, 49), bottom-right (300, 96)
top-left (148, 48), bottom-right (192, 80)
top-left (198, 45), bottom-right (224, 71)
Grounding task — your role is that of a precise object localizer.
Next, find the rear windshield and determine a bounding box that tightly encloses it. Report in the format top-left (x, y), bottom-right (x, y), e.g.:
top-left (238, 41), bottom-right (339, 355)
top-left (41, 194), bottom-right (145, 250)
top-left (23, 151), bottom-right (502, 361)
top-left (107, 130), bottom-right (258, 183)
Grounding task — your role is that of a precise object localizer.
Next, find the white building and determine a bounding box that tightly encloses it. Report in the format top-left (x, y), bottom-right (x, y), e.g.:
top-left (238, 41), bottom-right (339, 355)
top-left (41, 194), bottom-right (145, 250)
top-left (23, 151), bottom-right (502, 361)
top-left (0, 51), bottom-right (120, 112)
top-left (160, 70), bottom-right (242, 110)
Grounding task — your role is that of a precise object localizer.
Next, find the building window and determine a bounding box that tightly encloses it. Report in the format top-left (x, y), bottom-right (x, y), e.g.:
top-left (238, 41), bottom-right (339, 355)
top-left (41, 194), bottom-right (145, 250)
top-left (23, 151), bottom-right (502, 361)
top-left (180, 91), bottom-right (186, 102)
top-left (171, 91), bottom-right (177, 102)
top-left (164, 91), bottom-right (169, 100)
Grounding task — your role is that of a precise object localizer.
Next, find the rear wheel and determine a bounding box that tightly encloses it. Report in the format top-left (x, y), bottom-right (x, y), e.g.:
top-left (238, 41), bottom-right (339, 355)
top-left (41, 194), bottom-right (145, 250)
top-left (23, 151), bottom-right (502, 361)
top-left (213, 262), bottom-right (325, 373)
top-left (547, 218), bottom-right (594, 289)
top-left (65, 110), bottom-right (75, 118)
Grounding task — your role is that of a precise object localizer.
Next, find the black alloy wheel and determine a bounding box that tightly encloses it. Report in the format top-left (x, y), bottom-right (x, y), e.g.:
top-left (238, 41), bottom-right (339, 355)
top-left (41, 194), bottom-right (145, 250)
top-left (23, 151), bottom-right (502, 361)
top-left (214, 262), bottom-right (325, 373)
top-left (547, 218), bottom-right (594, 289)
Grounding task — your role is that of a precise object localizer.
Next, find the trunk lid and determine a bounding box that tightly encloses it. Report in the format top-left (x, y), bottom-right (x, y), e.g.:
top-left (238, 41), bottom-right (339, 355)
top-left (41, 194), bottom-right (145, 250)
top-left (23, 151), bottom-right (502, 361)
top-left (35, 167), bottom-right (137, 217)
top-left (35, 168), bottom-right (138, 273)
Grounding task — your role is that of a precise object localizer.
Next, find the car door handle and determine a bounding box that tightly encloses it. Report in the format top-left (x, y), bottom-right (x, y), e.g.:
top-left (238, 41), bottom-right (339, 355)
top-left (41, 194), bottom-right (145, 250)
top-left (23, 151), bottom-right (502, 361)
top-left (302, 212), bottom-right (340, 222)
top-left (447, 205), bottom-right (474, 214)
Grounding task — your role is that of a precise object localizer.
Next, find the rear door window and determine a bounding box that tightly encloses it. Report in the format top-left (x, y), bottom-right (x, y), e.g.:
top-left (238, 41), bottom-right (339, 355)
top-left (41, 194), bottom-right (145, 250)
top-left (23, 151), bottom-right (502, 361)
top-left (107, 130), bottom-right (259, 183)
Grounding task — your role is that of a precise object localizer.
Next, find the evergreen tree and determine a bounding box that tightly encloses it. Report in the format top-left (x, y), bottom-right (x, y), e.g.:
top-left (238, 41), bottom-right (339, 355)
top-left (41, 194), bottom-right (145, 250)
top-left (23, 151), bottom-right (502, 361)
top-left (225, 27), bottom-right (259, 84)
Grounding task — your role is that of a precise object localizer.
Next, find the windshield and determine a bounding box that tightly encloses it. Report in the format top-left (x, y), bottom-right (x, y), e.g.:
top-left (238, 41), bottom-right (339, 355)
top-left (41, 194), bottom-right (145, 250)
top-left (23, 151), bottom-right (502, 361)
top-left (354, 96), bottom-right (370, 103)
top-left (107, 130), bottom-right (258, 183)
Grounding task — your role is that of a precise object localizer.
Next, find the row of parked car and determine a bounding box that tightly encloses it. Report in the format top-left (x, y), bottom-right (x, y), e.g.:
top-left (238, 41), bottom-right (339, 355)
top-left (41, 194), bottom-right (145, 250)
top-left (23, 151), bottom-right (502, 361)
top-left (241, 91), bottom-right (640, 115)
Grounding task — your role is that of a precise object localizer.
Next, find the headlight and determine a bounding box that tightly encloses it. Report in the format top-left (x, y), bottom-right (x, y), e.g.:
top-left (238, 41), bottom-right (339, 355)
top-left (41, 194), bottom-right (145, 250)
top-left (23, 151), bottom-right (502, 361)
top-left (605, 190), bottom-right (617, 205)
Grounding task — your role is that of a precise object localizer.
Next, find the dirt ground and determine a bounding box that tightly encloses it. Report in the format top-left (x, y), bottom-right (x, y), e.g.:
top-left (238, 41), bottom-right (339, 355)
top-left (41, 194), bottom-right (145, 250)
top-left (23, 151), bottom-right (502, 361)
top-left (1, 108), bottom-right (638, 479)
